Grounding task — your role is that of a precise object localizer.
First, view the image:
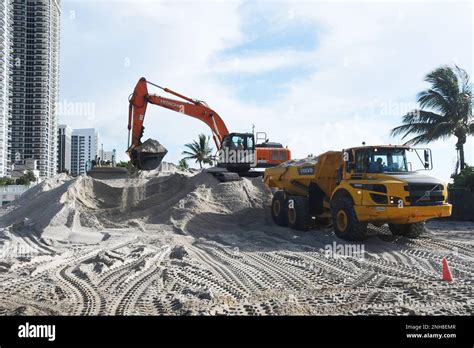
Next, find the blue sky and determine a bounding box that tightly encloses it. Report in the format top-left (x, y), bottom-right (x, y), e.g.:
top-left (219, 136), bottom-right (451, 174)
top-left (59, 0), bottom-right (473, 182)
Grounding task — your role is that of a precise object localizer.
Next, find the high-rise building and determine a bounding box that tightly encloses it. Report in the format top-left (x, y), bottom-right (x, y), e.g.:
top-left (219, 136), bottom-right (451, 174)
top-left (99, 146), bottom-right (115, 164)
top-left (9, 0), bottom-right (61, 178)
top-left (71, 128), bottom-right (99, 176)
top-left (57, 124), bottom-right (71, 173)
top-left (0, 0), bottom-right (13, 177)
top-left (101, 150), bottom-right (115, 162)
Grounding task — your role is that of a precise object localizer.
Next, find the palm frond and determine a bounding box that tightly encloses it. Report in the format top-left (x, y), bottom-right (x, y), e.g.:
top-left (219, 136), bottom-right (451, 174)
top-left (417, 89), bottom-right (450, 114)
top-left (391, 123), bottom-right (429, 139)
top-left (181, 151), bottom-right (197, 158)
top-left (425, 122), bottom-right (455, 141)
top-left (424, 65), bottom-right (459, 103)
top-left (403, 133), bottom-right (432, 146)
top-left (455, 65), bottom-right (470, 91)
top-left (469, 122), bottom-right (474, 135)
top-left (391, 109), bottom-right (447, 140)
top-left (183, 142), bottom-right (199, 153)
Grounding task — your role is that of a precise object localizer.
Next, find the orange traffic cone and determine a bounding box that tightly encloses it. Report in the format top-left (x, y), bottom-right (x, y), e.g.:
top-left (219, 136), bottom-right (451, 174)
top-left (442, 257), bottom-right (454, 282)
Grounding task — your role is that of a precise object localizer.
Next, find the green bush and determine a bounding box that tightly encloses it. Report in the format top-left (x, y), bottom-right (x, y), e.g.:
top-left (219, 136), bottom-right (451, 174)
top-left (116, 161), bottom-right (129, 168)
top-left (450, 166), bottom-right (474, 190)
top-left (13, 171), bottom-right (37, 186)
top-left (0, 177), bottom-right (15, 186)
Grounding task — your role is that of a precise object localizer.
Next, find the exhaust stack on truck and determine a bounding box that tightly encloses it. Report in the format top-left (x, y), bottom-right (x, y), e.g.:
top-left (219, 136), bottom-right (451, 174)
top-left (263, 145), bottom-right (452, 240)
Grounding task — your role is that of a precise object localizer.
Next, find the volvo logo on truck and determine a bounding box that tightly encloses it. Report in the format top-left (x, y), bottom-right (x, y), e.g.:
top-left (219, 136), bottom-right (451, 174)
top-left (298, 166), bottom-right (314, 175)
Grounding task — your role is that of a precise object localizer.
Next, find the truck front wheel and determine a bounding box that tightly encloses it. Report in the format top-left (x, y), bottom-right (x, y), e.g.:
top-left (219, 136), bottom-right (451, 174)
top-left (271, 191), bottom-right (288, 226)
top-left (331, 197), bottom-right (367, 241)
top-left (388, 222), bottom-right (425, 238)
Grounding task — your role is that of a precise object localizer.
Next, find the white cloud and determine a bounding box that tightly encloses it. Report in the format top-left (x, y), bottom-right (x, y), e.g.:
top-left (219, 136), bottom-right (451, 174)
top-left (209, 50), bottom-right (315, 74)
top-left (60, 0), bottom-right (473, 181)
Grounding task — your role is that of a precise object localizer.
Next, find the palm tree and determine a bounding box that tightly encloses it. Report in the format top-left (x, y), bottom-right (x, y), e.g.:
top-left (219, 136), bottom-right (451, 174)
top-left (178, 158), bottom-right (189, 170)
top-left (181, 134), bottom-right (213, 169)
top-left (391, 65), bottom-right (473, 172)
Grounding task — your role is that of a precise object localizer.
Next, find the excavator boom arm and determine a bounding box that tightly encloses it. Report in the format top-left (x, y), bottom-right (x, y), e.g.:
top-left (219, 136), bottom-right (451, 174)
top-left (127, 77), bottom-right (291, 173)
top-left (128, 77), bottom-right (229, 151)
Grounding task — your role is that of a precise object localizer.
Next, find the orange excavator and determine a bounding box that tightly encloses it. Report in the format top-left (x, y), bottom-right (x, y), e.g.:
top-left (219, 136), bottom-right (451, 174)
top-left (127, 77), bottom-right (291, 180)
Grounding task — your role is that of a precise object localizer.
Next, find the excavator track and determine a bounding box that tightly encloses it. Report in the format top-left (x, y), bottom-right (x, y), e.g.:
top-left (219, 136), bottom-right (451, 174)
top-left (204, 167), bottom-right (241, 182)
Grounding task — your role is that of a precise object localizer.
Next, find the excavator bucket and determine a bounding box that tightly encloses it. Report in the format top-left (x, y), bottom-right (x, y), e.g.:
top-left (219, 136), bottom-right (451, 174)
top-left (131, 138), bottom-right (168, 171)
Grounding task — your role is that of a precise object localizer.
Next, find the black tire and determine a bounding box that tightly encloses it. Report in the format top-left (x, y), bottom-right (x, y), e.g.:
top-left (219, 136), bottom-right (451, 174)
top-left (287, 196), bottom-right (312, 231)
top-left (271, 191), bottom-right (288, 226)
top-left (331, 197), bottom-right (367, 241)
top-left (388, 222), bottom-right (425, 238)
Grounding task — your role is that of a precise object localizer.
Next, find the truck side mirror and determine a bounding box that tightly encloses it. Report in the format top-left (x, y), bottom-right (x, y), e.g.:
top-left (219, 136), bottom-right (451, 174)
top-left (424, 149), bottom-right (430, 169)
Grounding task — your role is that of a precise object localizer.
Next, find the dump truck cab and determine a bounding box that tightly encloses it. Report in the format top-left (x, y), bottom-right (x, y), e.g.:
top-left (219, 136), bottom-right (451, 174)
top-left (264, 145), bottom-right (452, 241)
top-left (333, 145), bottom-right (451, 237)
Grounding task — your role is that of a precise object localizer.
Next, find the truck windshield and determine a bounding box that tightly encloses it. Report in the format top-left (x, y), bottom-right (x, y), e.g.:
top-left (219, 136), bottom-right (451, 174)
top-left (367, 148), bottom-right (408, 173)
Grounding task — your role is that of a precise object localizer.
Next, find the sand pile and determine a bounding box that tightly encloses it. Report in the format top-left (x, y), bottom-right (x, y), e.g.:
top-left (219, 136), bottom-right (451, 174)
top-left (0, 170), bottom-right (271, 242)
top-left (1, 175), bottom-right (120, 241)
top-left (167, 173), bottom-right (270, 235)
top-left (1, 168), bottom-right (473, 316)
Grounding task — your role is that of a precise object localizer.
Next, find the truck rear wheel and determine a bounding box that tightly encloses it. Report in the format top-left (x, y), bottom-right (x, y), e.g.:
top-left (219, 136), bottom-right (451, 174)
top-left (271, 191), bottom-right (288, 226)
top-left (331, 197), bottom-right (367, 241)
top-left (287, 196), bottom-right (312, 231)
top-left (388, 222), bottom-right (425, 238)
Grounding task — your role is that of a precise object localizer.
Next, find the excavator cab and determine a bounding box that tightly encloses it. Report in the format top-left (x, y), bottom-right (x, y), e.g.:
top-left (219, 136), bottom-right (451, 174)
top-left (218, 132), bottom-right (256, 173)
top-left (221, 133), bottom-right (255, 152)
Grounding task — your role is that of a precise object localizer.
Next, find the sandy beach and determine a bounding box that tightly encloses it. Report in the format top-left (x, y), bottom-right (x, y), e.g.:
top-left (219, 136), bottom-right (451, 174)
top-left (0, 169), bottom-right (472, 315)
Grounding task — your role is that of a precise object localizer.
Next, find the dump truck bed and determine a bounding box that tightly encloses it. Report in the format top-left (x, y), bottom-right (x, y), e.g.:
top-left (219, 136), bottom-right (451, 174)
top-left (263, 151), bottom-right (343, 196)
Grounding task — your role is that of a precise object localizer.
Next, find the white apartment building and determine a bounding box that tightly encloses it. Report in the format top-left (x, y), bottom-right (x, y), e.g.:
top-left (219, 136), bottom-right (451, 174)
top-left (9, 0), bottom-right (61, 178)
top-left (99, 148), bottom-right (115, 164)
top-left (0, 0), bottom-right (13, 177)
top-left (71, 128), bottom-right (99, 176)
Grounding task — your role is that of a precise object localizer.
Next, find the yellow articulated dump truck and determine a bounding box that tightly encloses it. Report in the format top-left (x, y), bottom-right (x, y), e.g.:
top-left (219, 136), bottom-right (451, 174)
top-left (263, 145), bottom-right (452, 241)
